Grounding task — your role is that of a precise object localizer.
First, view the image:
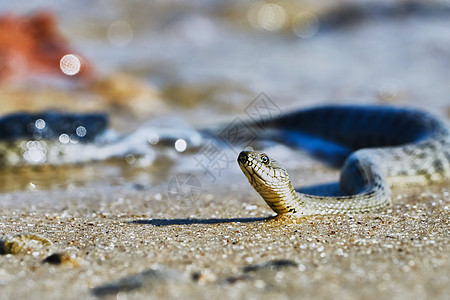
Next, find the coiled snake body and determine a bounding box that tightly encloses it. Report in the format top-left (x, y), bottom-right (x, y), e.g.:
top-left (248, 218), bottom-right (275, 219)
top-left (237, 106), bottom-right (450, 215)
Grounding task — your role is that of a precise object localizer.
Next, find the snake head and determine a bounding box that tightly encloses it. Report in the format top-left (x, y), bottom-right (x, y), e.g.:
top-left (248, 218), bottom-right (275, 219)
top-left (237, 150), bottom-right (290, 188)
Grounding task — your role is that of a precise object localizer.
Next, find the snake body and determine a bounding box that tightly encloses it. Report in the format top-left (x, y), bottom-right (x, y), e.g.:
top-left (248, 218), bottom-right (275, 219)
top-left (237, 106), bottom-right (450, 215)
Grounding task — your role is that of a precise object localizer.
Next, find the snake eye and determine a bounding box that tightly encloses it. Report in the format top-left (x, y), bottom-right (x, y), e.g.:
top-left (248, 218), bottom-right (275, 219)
top-left (260, 153), bottom-right (269, 164)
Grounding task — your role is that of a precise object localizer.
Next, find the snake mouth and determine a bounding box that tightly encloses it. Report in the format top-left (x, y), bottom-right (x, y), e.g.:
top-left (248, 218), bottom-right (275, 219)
top-left (237, 151), bottom-right (259, 184)
top-left (237, 151), bottom-right (268, 186)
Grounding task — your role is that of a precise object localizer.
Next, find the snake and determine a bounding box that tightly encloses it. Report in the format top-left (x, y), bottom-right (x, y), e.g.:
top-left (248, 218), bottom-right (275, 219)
top-left (237, 105), bottom-right (450, 215)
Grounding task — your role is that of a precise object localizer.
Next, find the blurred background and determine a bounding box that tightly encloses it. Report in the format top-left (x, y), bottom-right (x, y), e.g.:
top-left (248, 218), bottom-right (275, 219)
top-left (0, 0), bottom-right (449, 192)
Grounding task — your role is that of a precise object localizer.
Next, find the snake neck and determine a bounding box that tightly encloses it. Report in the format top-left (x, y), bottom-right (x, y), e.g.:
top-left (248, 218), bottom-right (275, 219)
top-left (254, 179), bottom-right (303, 215)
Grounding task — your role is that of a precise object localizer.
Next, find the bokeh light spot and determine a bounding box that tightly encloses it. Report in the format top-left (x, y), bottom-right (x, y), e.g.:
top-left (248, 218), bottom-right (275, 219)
top-left (76, 126), bottom-right (87, 137)
top-left (125, 154), bottom-right (136, 164)
top-left (292, 11), bottom-right (319, 39)
top-left (60, 54), bottom-right (82, 76)
top-left (148, 133), bottom-right (159, 145)
top-left (248, 2), bottom-right (287, 32)
top-left (59, 134), bottom-right (70, 144)
top-left (23, 141), bottom-right (47, 163)
top-left (35, 119), bottom-right (46, 130)
top-left (174, 139), bottom-right (187, 152)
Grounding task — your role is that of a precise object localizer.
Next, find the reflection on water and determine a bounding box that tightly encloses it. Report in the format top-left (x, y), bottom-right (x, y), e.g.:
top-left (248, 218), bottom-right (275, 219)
top-left (0, 160), bottom-right (175, 193)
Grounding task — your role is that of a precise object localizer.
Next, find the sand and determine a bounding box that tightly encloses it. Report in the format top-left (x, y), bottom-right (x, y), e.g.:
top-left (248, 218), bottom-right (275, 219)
top-left (0, 166), bottom-right (448, 300)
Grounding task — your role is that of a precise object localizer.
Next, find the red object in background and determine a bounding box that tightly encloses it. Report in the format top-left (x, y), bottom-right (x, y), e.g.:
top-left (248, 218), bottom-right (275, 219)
top-left (0, 11), bottom-right (92, 83)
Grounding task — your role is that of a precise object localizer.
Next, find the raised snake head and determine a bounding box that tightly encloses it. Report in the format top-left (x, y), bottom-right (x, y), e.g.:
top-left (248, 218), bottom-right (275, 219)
top-left (237, 150), bottom-right (291, 192)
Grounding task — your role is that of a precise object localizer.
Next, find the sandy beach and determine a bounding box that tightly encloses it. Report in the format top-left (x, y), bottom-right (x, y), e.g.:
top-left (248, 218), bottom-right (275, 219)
top-left (0, 165), bottom-right (448, 299)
